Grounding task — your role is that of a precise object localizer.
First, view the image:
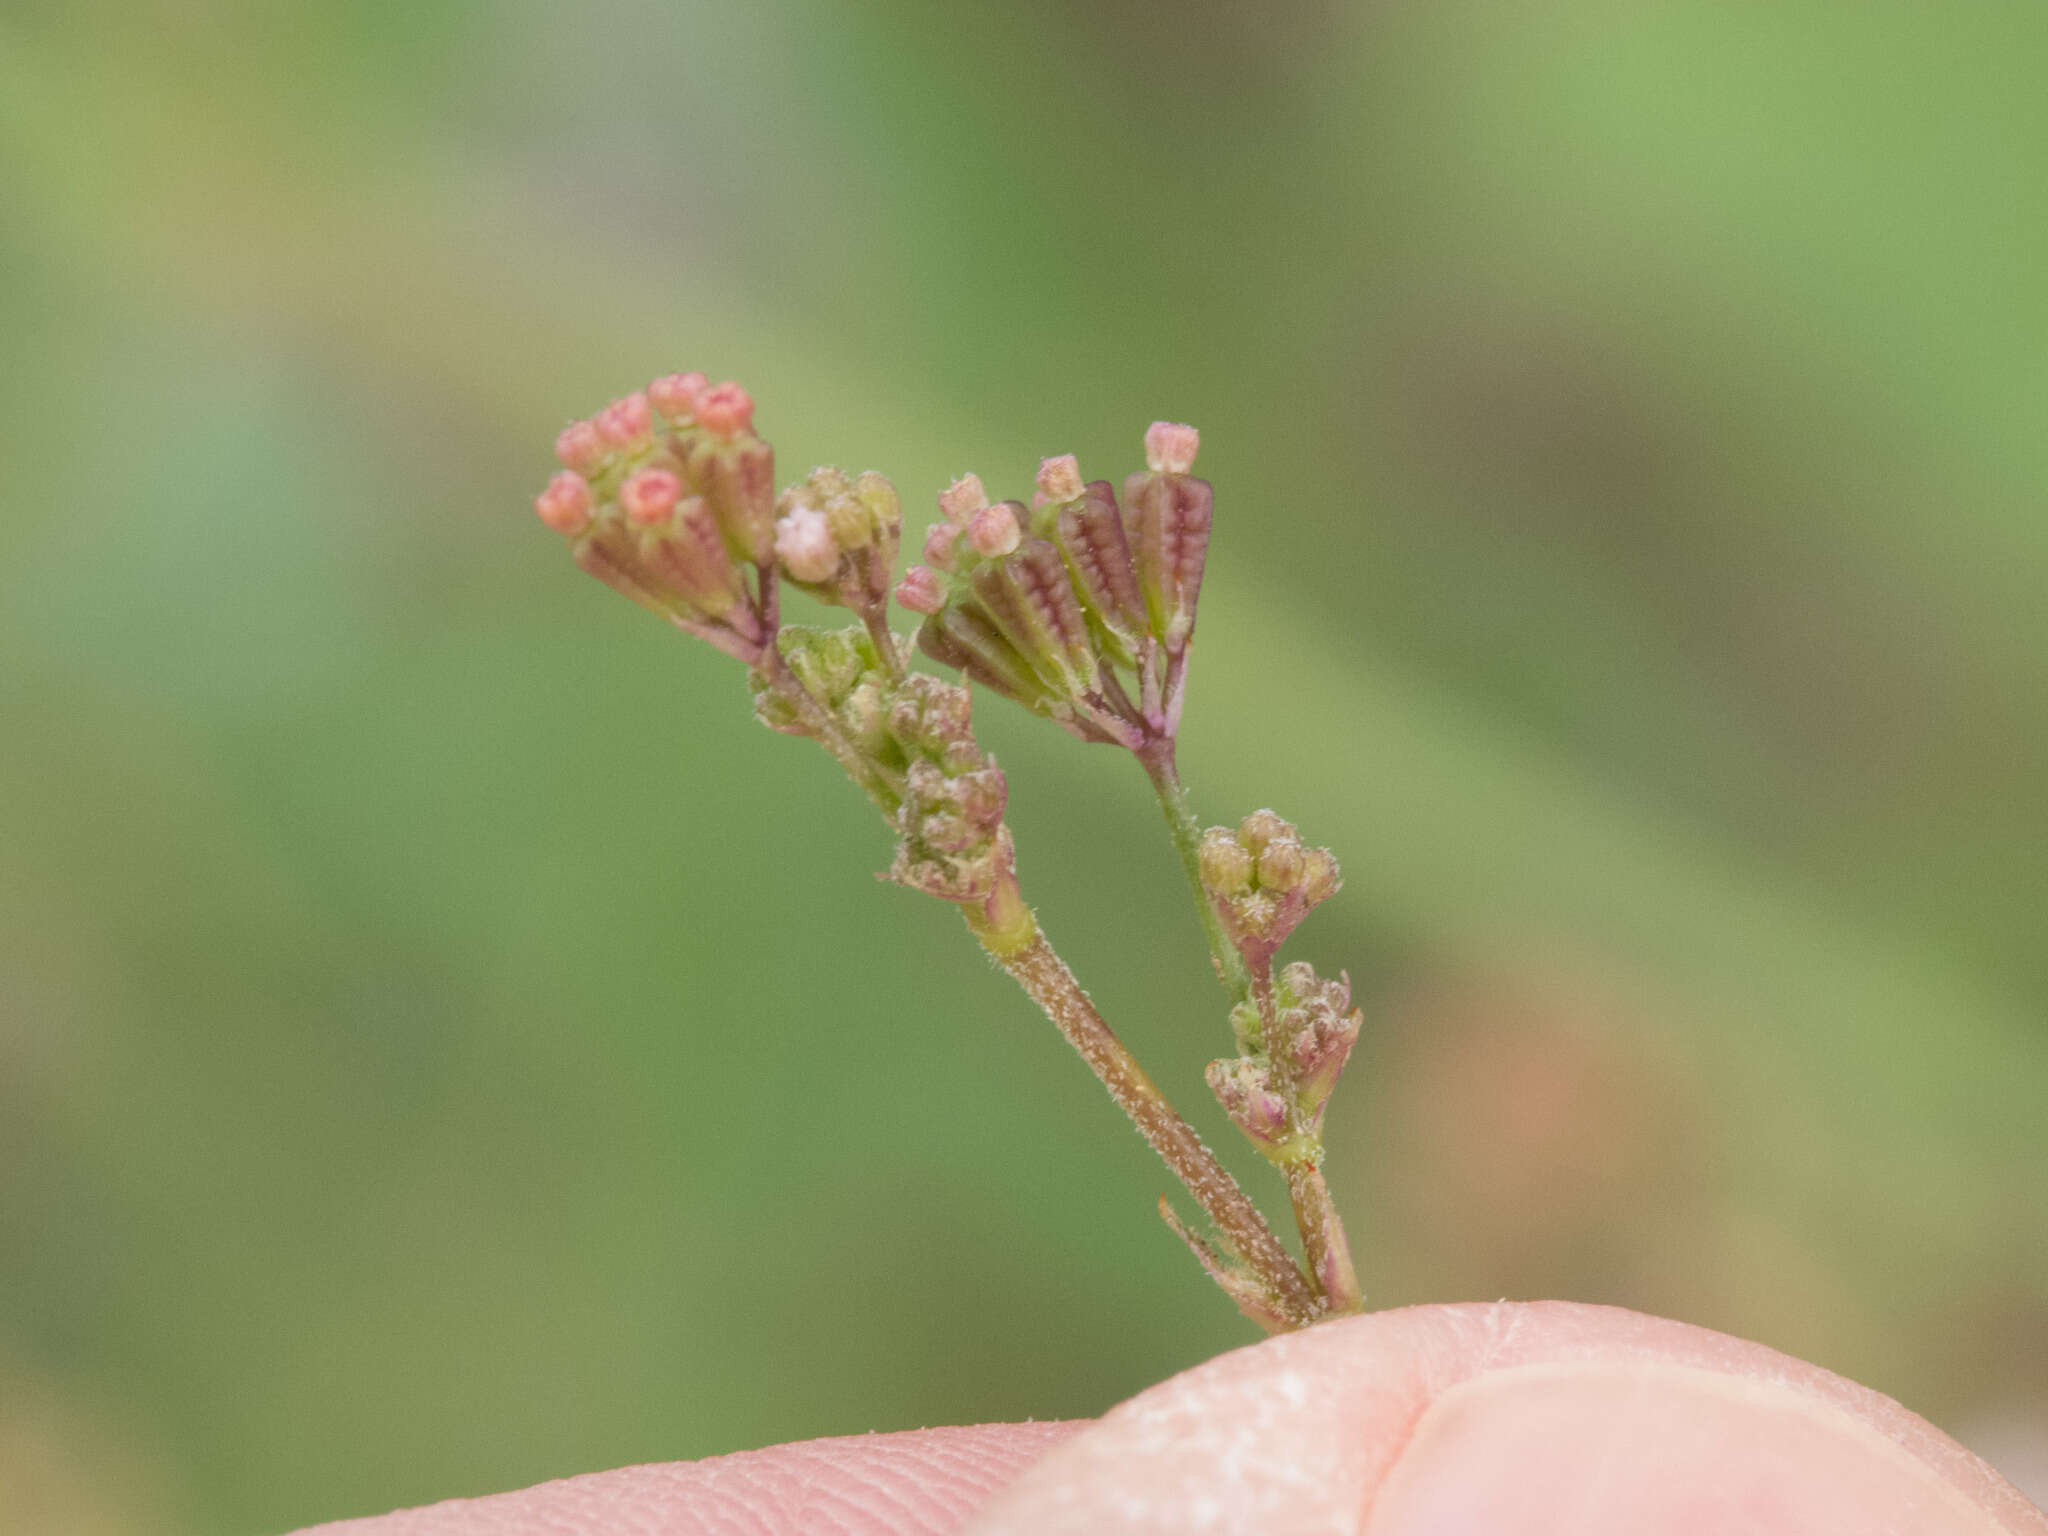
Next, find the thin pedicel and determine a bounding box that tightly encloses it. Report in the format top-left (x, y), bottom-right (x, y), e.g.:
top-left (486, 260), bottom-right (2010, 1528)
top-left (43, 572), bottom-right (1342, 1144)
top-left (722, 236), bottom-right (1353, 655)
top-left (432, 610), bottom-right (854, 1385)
top-left (532, 374), bottom-right (1365, 1332)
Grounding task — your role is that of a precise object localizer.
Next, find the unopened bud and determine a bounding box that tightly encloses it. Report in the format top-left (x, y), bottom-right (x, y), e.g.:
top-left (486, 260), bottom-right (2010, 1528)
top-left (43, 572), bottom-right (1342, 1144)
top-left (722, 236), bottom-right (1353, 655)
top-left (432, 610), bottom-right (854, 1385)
top-left (1235, 890), bottom-right (1280, 939)
top-left (1035, 454), bottom-right (1083, 505)
top-left (895, 564), bottom-right (945, 615)
top-left (1256, 836), bottom-right (1305, 891)
top-left (1284, 966), bottom-right (1361, 1119)
top-left (1300, 847), bottom-right (1341, 904)
top-left (938, 473), bottom-right (988, 523)
top-left (823, 490), bottom-right (876, 551)
top-left (855, 471), bottom-right (901, 534)
top-left (534, 471), bottom-right (593, 535)
top-left (1198, 827), bottom-right (1254, 896)
top-left (841, 681), bottom-right (888, 757)
top-left (555, 419), bottom-right (606, 475)
top-left (594, 392), bottom-right (653, 450)
top-left (649, 371), bottom-right (708, 421)
top-left (1228, 997), bottom-right (1263, 1053)
top-left (696, 381), bottom-right (754, 437)
top-left (775, 506), bottom-right (839, 583)
top-left (886, 673), bottom-right (977, 760)
top-left (965, 501), bottom-right (1022, 559)
top-left (922, 520), bottom-right (961, 571)
top-left (1144, 420), bottom-right (1200, 474)
top-left (619, 467), bottom-right (683, 526)
top-left (1206, 1057), bottom-right (1292, 1155)
top-left (1239, 809), bottom-right (1290, 852)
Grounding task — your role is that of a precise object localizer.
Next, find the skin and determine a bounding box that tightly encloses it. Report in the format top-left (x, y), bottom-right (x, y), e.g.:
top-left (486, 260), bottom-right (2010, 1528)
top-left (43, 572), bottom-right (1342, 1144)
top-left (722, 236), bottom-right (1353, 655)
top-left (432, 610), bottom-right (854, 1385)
top-left (301, 1302), bottom-right (2047, 1536)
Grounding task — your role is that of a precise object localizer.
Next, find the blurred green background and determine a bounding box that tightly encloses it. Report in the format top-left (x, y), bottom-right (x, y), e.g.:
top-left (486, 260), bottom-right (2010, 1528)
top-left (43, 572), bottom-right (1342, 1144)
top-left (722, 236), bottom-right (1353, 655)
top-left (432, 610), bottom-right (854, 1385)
top-left (3, 2), bottom-right (2046, 1530)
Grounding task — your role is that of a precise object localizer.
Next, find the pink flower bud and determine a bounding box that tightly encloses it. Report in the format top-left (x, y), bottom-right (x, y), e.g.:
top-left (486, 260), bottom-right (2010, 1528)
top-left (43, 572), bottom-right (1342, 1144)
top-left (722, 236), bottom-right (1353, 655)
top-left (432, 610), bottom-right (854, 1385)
top-left (1034, 454), bottom-right (1083, 506)
top-left (648, 371), bottom-right (709, 421)
top-left (594, 392), bottom-right (654, 450)
top-left (965, 501), bottom-right (1021, 559)
top-left (555, 419), bottom-right (605, 474)
top-left (1206, 1057), bottom-right (1291, 1154)
top-left (937, 473), bottom-right (988, 524)
top-left (695, 381), bottom-right (754, 437)
top-left (534, 471), bottom-right (594, 535)
top-left (774, 506), bottom-right (839, 583)
top-left (895, 564), bottom-right (946, 615)
top-left (619, 467), bottom-right (683, 526)
top-left (1144, 420), bottom-right (1200, 474)
top-left (922, 520), bottom-right (960, 571)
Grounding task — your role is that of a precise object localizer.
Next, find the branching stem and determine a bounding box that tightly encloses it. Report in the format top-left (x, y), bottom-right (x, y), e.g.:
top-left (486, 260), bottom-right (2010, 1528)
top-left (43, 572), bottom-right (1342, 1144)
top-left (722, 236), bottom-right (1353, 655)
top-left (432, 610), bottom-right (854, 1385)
top-left (1136, 740), bottom-right (1251, 1003)
top-left (966, 895), bottom-right (1318, 1329)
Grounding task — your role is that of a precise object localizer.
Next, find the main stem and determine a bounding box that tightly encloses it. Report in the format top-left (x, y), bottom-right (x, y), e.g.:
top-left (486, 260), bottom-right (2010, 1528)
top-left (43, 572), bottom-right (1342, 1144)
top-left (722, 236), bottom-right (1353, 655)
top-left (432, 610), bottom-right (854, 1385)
top-left (1136, 740), bottom-right (1251, 1002)
top-left (968, 898), bottom-right (1318, 1329)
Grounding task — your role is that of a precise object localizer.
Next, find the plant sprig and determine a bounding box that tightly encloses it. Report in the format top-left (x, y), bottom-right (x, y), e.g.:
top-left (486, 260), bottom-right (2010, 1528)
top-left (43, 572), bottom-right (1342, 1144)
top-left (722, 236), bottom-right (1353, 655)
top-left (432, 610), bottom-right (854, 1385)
top-left (533, 372), bottom-right (1364, 1331)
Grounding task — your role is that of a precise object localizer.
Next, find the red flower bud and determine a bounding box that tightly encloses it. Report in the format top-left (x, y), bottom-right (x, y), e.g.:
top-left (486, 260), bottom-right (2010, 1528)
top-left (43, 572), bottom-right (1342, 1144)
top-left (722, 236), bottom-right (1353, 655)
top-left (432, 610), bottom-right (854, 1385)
top-left (534, 471), bottom-right (594, 535)
top-left (593, 392), bottom-right (653, 450)
top-left (555, 420), bottom-right (605, 475)
top-left (895, 564), bottom-right (946, 615)
top-left (619, 467), bottom-right (684, 526)
top-left (695, 381), bottom-right (754, 437)
top-left (648, 371), bottom-right (708, 421)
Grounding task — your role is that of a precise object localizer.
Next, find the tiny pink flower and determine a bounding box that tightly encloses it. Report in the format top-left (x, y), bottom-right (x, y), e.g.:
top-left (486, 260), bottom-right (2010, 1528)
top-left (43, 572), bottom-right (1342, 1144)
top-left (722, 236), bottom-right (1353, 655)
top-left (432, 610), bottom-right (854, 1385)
top-left (695, 381), bottom-right (754, 436)
top-left (619, 467), bottom-right (684, 526)
top-left (895, 564), bottom-right (946, 615)
top-left (649, 371), bottom-right (709, 421)
top-left (534, 471), bottom-right (594, 535)
top-left (555, 419), bottom-right (606, 475)
top-left (1144, 420), bottom-right (1200, 475)
top-left (937, 473), bottom-right (988, 524)
top-left (965, 501), bottom-right (1021, 559)
top-left (1034, 454), bottom-right (1083, 506)
top-left (922, 520), bottom-right (960, 571)
top-left (594, 392), bottom-right (654, 450)
top-left (774, 506), bottom-right (839, 583)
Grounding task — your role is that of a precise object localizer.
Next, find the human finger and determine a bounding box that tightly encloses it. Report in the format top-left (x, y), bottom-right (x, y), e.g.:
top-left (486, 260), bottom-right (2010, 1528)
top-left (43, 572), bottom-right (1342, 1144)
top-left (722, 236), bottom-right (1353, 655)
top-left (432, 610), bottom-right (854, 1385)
top-left (297, 1420), bottom-right (1080, 1536)
top-left (966, 1300), bottom-right (2047, 1535)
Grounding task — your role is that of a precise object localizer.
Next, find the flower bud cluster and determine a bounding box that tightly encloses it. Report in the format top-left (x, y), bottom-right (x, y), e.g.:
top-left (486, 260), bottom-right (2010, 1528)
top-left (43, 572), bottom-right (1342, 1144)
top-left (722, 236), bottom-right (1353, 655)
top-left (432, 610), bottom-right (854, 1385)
top-left (1197, 809), bottom-right (1341, 970)
top-left (773, 465), bottom-right (903, 614)
top-left (1207, 963), bottom-right (1361, 1164)
top-left (533, 372), bottom-right (776, 657)
top-left (749, 624), bottom-right (904, 761)
top-left (893, 424), bottom-right (1212, 749)
top-left (881, 674), bottom-right (1014, 903)
top-left (748, 630), bottom-right (1013, 905)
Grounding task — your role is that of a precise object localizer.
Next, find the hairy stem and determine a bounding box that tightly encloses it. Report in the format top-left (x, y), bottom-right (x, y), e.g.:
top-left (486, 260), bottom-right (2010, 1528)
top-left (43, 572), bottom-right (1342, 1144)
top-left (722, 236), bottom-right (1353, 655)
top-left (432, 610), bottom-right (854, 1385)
top-left (1136, 740), bottom-right (1251, 1002)
top-left (859, 600), bottom-right (905, 684)
top-left (1286, 1161), bottom-right (1362, 1313)
top-left (967, 895), bottom-right (1318, 1328)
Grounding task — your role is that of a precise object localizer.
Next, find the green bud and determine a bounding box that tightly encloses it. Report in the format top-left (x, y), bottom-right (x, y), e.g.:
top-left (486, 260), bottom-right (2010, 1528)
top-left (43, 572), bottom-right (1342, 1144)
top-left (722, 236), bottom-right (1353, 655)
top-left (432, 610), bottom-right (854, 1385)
top-left (1256, 836), bottom-right (1305, 891)
top-left (1199, 827), bottom-right (1255, 897)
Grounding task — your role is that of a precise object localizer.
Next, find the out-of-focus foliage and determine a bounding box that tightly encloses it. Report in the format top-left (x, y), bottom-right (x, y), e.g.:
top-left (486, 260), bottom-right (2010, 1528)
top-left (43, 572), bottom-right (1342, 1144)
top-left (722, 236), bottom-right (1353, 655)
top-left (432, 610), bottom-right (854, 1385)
top-left (1, 3), bottom-right (2044, 1530)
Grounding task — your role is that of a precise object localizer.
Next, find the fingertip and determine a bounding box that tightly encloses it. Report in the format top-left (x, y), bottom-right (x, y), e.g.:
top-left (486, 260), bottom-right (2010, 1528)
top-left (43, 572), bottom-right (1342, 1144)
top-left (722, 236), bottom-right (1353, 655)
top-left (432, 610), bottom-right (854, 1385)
top-left (963, 1302), bottom-right (2048, 1535)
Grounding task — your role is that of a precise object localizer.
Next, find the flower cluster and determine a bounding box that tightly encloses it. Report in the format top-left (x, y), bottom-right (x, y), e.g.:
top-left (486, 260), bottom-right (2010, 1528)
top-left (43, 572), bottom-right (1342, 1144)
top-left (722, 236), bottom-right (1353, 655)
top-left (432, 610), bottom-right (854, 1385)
top-left (1208, 963), bottom-right (1361, 1163)
top-left (1197, 809), bottom-right (1341, 972)
top-left (749, 624), bottom-right (903, 757)
top-left (884, 674), bottom-right (1013, 904)
top-left (894, 424), bottom-right (1213, 750)
top-left (751, 628), bottom-right (1014, 906)
top-left (535, 373), bottom-right (776, 662)
top-left (772, 465), bottom-right (903, 619)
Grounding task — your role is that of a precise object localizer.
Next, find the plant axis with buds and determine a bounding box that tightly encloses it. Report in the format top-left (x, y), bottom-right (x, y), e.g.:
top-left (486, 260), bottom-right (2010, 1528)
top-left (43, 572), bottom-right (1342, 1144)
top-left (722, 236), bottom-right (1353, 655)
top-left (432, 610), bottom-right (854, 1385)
top-left (533, 374), bottom-right (1365, 1332)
